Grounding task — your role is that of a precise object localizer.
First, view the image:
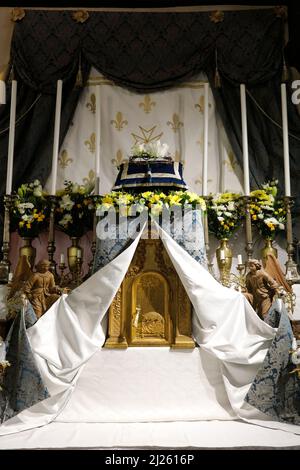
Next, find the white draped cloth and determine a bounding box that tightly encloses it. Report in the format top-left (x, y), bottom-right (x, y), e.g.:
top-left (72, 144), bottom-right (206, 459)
top-left (0, 221), bottom-right (299, 437)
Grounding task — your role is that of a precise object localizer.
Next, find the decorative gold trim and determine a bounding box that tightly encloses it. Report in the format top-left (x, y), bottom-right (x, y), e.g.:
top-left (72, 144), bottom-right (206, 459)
top-left (274, 5), bottom-right (288, 19)
top-left (110, 112), bottom-right (128, 131)
top-left (139, 95), bottom-right (156, 114)
top-left (131, 125), bottom-right (163, 146)
top-left (72, 10), bottom-right (89, 23)
top-left (209, 10), bottom-right (224, 23)
top-left (86, 93), bottom-right (96, 114)
top-left (84, 132), bottom-right (96, 154)
top-left (58, 150), bottom-right (73, 169)
top-left (11, 8), bottom-right (25, 22)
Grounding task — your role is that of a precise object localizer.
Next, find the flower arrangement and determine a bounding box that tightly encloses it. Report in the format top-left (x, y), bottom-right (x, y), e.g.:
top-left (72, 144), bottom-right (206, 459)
top-left (96, 190), bottom-right (206, 216)
top-left (250, 180), bottom-right (286, 239)
top-left (207, 192), bottom-right (243, 240)
top-left (55, 181), bottom-right (95, 237)
top-left (10, 180), bottom-right (49, 238)
top-left (130, 140), bottom-right (170, 160)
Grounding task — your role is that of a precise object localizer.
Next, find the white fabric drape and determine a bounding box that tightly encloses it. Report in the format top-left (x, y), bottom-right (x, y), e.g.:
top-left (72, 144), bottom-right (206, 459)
top-left (45, 69), bottom-right (244, 196)
top-left (1, 221), bottom-right (299, 436)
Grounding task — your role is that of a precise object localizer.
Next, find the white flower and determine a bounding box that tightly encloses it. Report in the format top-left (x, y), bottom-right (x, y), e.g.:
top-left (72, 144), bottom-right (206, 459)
top-left (217, 216), bottom-right (224, 222)
top-left (227, 201), bottom-right (235, 211)
top-left (278, 223), bottom-right (285, 230)
top-left (257, 213), bottom-right (264, 219)
top-left (33, 186), bottom-right (42, 197)
top-left (224, 211), bottom-right (233, 217)
top-left (264, 217), bottom-right (280, 225)
top-left (59, 195), bottom-right (75, 211)
top-left (58, 214), bottom-right (73, 227)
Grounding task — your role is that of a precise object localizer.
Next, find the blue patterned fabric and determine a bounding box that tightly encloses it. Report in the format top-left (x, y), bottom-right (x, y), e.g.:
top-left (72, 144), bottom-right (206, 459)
top-left (0, 303), bottom-right (50, 423)
top-left (93, 210), bottom-right (207, 272)
top-left (245, 302), bottom-right (300, 424)
top-left (112, 161), bottom-right (187, 190)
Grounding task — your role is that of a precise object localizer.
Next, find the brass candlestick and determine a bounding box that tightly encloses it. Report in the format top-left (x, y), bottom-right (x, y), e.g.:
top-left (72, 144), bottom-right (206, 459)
top-left (47, 195), bottom-right (58, 279)
top-left (284, 196), bottom-right (300, 284)
top-left (0, 194), bottom-right (15, 283)
top-left (87, 177), bottom-right (100, 278)
top-left (75, 255), bottom-right (83, 287)
top-left (244, 196), bottom-right (253, 260)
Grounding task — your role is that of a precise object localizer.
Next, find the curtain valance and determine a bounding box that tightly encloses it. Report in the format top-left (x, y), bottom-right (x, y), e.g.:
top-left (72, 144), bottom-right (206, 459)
top-left (11, 9), bottom-right (284, 93)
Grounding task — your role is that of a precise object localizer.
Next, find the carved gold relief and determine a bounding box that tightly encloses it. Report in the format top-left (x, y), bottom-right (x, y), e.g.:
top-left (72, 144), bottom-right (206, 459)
top-left (110, 111), bottom-right (128, 131)
top-left (167, 113), bottom-right (183, 133)
top-left (58, 150), bottom-right (73, 169)
top-left (104, 235), bottom-right (195, 349)
top-left (139, 95), bottom-right (156, 114)
top-left (131, 125), bottom-right (163, 146)
top-left (84, 132), bottom-right (96, 154)
top-left (72, 10), bottom-right (89, 23)
top-left (86, 93), bottom-right (96, 114)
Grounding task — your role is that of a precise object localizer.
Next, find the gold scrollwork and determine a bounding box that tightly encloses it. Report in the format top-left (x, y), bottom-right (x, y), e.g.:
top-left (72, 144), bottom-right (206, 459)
top-left (86, 93), bottom-right (96, 114)
top-left (167, 113), bottom-right (184, 133)
top-left (84, 132), bottom-right (96, 154)
top-left (110, 112), bottom-right (128, 131)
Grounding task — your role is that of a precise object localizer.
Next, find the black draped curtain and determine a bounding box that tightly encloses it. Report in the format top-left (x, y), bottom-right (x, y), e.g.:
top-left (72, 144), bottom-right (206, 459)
top-left (1, 8), bottom-right (299, 248)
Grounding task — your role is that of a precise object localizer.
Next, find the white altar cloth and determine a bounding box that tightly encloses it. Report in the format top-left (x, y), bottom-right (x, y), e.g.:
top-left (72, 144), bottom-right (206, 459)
top-left (56, 348), bottom-right (235, 423)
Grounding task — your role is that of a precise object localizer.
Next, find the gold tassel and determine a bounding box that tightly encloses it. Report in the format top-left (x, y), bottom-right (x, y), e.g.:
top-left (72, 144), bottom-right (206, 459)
top-left (75, 52), bottom-right (83, 88)
top-left (282, 55), bottom-right (289, 83)
top-left (214, 67), bottom-right (221, 88)
top-left (214, 48), bottom-right (221, 88)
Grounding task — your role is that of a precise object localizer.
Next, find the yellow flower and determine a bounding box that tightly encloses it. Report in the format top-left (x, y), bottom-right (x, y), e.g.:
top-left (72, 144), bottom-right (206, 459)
top-left (141, 191), bottom-right (153, 199)
top-left (102, 196), bottom-right (114, 204)
top-left (19, 221), bottom-right (24, 227)
top-left (252, 215), bottom-right (257, 220)
top-left (26, 223), bottom-right (31, 229)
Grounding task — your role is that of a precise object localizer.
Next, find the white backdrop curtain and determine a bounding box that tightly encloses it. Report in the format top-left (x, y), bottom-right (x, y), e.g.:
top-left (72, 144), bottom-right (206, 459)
top-left (45, 68), bottom-right (244, 196)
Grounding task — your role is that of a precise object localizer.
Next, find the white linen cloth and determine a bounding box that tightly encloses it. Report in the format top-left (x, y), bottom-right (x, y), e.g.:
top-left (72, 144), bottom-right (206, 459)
top-left (0, 221), bottom-right (299, 436)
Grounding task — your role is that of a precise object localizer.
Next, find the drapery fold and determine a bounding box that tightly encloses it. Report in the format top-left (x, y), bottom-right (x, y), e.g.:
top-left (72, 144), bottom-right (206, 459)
top-left (11, 9), bottom-right (284, 93)
top-left (0, 219), bottom-right (299, 436)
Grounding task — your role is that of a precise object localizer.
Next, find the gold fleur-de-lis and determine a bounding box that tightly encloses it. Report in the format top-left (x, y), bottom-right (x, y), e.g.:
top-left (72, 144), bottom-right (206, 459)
top-left (195, 96), bottom-right (212, 113)
top-left (82, 169), bottom-right (95, 186)
top-left (139, 95), bottom-right (156, 114)
top-left (58, 150), bottom-right (73, 169)
top-left (196, 135), bottom-right (211, 147)
top-left (86, 93), bottom-right (96, 114)
top-left (84, 133), bottom-right (96, 154)
top-left (110, 112), bottom-right (128, 131)
top-left (167, 113), bottom-right (183, 133)
top-left (111, 149), bottom-right (128, 167)
top-left (195, 177), bottom-right (213, 186)
top-left (223, 151), bottom-right (237, 172)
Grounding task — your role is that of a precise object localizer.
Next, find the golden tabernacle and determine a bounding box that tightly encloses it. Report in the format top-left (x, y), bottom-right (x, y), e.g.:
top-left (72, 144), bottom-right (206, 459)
top-left (104, 237), bottom-right (195, 349)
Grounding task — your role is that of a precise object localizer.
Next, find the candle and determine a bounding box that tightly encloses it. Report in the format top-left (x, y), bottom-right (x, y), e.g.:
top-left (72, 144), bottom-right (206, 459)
top-left (60, 253), bottom-right (65, 264)
top-left (95, 84), bottom-right (101, 194)
top-left (220, 249), bottom-right (225, 260)
top-left (237, 254), bottom-right (243, 265)
top-left (6, 80), bottom-right (17, 194)
top-left (281, 83), bottom-right (291, 197)
top-left (77, 249), bottom-right (82, 259)
top-left (240, 84), bottom-right (250, 196)
top-left (202, 82), bottom-right (209, 196)
top-left (50, 80), bottom-right (63, 195)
